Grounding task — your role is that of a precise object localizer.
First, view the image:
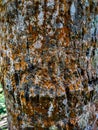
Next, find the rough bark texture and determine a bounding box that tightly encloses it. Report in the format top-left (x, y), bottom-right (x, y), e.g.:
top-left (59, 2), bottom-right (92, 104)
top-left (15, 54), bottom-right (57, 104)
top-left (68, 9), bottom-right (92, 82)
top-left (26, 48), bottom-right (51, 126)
top-left (0, 0), bottom-right (98, 129)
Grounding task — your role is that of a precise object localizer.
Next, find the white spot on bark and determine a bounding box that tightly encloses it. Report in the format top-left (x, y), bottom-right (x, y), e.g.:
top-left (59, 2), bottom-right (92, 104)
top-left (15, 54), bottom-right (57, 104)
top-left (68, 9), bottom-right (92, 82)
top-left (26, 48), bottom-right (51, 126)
top-left (48, 102), bottom-right (54, 117)
top-left (47, 0), bottom-right (54, 7)
top-left (70, 2), bottom-right (76, 21)
top-left (38, 11), bottom-right (44, 25)
top-left (63, 99), bottom-right (67, 105)
top-left (88, 85), bottom-right (93, 91)
top-left (16, 14), bottom-right (25, 31)
top-left (34, 41), bottom-right (42, 49)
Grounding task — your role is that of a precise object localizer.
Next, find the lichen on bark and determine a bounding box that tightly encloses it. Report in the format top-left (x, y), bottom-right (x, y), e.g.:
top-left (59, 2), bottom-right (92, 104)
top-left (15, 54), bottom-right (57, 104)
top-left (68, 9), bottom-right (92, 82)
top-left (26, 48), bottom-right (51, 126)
top-left (0, 0), bottom-right (98, 129)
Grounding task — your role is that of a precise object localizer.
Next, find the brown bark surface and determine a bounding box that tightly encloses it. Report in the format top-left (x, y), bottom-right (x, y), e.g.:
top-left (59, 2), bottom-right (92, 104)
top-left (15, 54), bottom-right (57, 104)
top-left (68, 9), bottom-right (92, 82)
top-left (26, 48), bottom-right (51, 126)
top-left (0, 0), bottom-right (98, 129)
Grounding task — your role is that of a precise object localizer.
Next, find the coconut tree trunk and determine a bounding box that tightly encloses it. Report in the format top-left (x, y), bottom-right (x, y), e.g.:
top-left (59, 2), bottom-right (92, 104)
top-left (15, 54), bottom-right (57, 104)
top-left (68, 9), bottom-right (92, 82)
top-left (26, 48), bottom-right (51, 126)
top-left (0, 0), bottom-right (98, 129)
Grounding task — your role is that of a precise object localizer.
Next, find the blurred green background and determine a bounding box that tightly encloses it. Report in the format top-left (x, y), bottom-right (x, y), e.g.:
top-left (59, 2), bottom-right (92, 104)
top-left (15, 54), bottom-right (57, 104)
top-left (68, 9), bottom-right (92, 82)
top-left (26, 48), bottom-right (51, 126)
top-left (0, 84), bottom-right (6, 115)
top-left (0, 83), bottom-right (7, 130)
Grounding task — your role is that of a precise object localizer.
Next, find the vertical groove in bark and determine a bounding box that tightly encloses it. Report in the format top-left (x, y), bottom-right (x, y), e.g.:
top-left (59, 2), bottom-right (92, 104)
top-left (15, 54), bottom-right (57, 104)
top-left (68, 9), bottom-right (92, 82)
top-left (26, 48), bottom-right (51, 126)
top-left (0, 0), bottom-right (98, 129)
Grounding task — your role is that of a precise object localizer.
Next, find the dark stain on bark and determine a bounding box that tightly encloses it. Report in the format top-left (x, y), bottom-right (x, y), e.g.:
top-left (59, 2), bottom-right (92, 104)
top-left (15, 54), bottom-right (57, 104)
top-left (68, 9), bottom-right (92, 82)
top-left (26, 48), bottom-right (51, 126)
top-left (14, 73), bottom-right (19, 86)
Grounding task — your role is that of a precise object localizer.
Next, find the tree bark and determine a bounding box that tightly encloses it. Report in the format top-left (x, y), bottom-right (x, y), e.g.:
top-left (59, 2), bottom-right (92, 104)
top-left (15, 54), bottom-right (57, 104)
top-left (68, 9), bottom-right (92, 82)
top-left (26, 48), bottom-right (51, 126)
top-left (0, 0), bottom-right (98, 129)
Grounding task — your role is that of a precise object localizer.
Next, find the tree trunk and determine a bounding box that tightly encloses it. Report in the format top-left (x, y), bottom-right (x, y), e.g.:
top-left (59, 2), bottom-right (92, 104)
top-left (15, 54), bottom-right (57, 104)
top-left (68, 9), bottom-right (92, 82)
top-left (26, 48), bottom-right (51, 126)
top-left (0, 0), bottom-right (98, 129)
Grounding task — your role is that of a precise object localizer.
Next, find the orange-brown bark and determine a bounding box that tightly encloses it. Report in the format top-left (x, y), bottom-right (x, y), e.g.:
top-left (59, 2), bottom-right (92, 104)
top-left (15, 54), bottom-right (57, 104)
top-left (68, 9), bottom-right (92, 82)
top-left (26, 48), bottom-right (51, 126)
top-left (0, 0), bottom-right (98, 129)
